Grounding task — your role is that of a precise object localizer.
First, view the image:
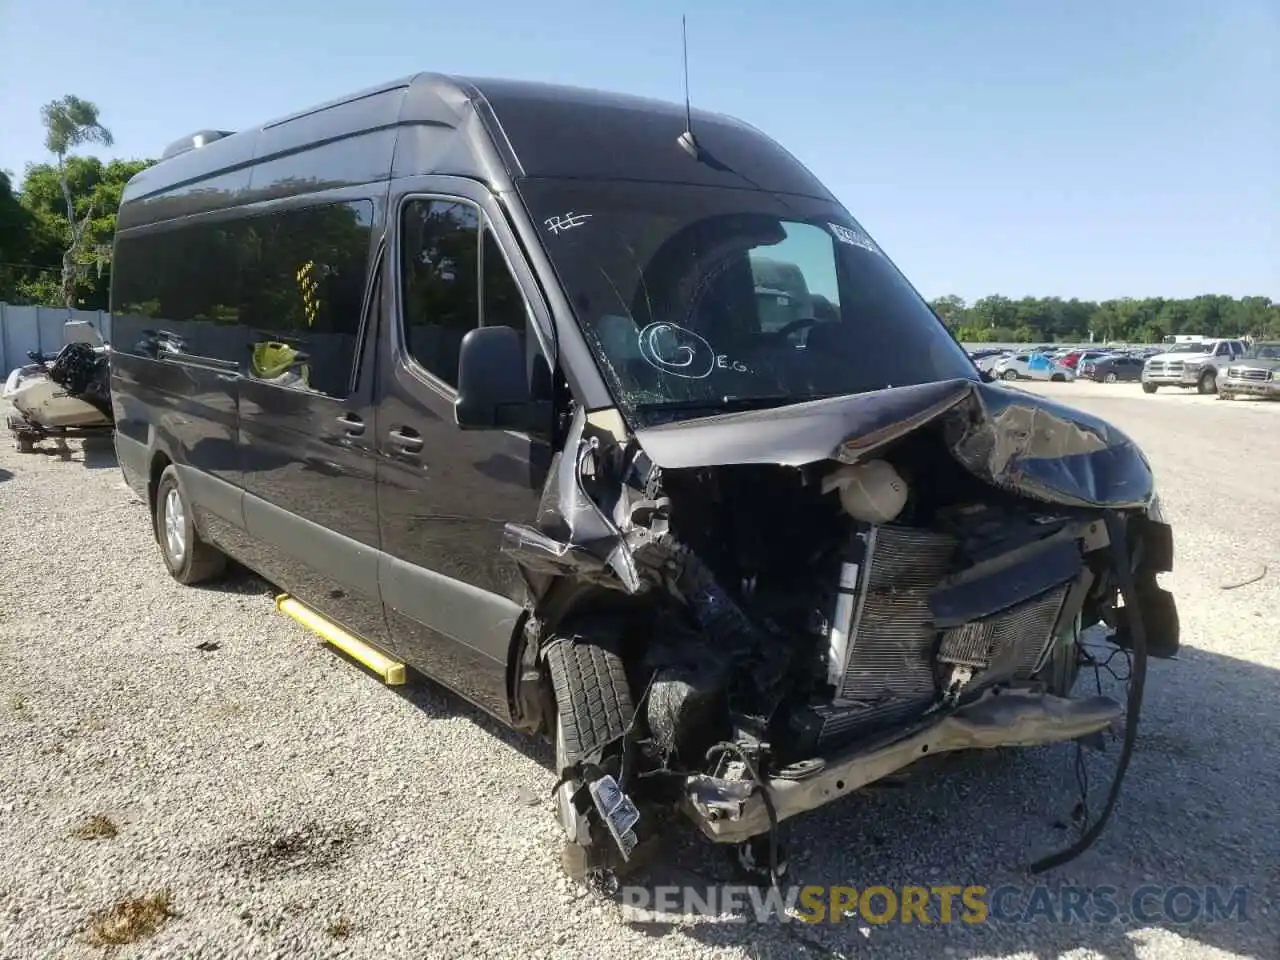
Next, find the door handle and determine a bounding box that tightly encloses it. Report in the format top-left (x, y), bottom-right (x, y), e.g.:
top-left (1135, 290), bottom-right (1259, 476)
top-left (337, 413), bottom-right (365, 437)
top-left (388, 426), bottom-right (423, 454)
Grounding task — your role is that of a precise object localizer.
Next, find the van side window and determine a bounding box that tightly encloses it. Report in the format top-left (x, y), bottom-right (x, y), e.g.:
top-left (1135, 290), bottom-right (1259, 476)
top-left (400, 199), bottom-right (481, 387)
top-left (111, 200), bottom-right (374, 400)
top-left (112, 221), bottom-right (245, 363)
top-left (240, 201), bottom-right (374, 399)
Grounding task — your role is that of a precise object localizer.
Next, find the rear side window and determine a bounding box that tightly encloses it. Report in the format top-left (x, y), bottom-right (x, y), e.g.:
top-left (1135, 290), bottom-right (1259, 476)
top-left (111, 199), bottom-right (375, 399)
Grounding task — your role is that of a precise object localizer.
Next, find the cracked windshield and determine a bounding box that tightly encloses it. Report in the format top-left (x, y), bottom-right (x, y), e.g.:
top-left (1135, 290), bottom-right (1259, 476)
top-left (520, 179), bottom-right (975, 420)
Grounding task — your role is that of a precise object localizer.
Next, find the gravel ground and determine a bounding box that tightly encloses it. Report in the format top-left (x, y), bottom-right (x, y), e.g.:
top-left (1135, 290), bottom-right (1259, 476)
top-left (1, 382), bottom-right (1277, 960)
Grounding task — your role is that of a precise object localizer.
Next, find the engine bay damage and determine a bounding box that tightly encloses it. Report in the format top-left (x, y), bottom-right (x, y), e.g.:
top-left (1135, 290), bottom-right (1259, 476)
top-left (506, 379), bottom-right (1179, 884)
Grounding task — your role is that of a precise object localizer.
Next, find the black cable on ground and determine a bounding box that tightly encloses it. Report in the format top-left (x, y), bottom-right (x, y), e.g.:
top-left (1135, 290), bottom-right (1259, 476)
top-left (1030, 510), bottom-right (1149, 874)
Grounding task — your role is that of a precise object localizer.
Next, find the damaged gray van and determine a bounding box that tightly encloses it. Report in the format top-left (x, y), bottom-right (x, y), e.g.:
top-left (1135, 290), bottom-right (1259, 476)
top-left (109, 73), bottom-right (1179, 887)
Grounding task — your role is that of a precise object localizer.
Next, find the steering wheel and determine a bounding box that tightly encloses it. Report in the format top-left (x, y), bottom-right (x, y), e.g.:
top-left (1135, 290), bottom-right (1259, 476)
top-left (768, 316), bottom-right (823, 343)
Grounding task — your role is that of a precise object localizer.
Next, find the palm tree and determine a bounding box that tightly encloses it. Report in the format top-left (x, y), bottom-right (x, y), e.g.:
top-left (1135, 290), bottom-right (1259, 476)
top-left (41, 95), bottom-right (114, 309)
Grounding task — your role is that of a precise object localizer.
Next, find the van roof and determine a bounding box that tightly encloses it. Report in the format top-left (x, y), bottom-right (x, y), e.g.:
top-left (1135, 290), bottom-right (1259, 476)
top-left (118, 72), bottom-right (836, 231)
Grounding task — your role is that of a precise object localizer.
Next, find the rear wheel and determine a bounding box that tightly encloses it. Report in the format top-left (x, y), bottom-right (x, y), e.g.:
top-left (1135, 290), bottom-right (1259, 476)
top-left (15, 435), bottom-right (35, 454)
top-left (1105, 372), bottom-right (1118, 383)
top-left (1001, 369), bottom-right (1019, 381)
top-left (154, 465), bottom-right (226, 584)
top-left (545, 628), bottom-right (636, 884)
top-left (1050, 373), bottom-right (1066, 382)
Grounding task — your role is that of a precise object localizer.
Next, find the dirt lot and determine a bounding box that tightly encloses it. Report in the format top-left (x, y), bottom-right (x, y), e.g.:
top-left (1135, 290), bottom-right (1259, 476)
top-left (1, 381), bottom-right (1277, 959)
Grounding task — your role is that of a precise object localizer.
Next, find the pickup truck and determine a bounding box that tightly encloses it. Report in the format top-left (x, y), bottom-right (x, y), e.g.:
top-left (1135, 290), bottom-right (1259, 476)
top-left (1140, 338), bottom-right (1250, 394)
top-left (1219, 342), bottom-right (1280, 401)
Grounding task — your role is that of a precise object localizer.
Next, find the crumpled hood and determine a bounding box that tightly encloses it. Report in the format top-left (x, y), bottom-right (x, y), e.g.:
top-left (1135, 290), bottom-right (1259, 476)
top-left (632, 378), bottom-right (1155, 510)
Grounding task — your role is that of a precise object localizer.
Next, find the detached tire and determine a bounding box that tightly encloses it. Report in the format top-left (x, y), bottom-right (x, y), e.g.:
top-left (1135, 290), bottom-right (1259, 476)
top-left (154, 465), bottom-right (226, 584)
top-left (545, 628), bottom-right (635, 883)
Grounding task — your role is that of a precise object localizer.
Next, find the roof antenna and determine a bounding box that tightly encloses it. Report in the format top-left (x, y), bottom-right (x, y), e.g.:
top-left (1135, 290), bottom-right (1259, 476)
top-left (677, 15), bottom-right (701, 160)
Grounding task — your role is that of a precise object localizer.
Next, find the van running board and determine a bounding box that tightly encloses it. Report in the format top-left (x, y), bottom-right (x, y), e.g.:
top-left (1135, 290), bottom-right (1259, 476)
top-left (274, 593), bottom-right (406, 685)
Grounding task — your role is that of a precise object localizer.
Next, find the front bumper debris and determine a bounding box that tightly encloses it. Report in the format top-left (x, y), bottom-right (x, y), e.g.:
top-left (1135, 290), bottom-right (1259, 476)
top-left (684, 689), bottom-right (1122, 843)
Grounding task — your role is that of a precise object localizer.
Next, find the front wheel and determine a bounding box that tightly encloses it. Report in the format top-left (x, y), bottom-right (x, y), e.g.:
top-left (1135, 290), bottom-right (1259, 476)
top-left (546, 629), bottom-right (637, 884)
top-left (1001, 369), bottom-right (1019, 381)
top-left (154, 465), bottom-right (226, 584)
top-left (1142, 383), bottom-right (1158, 394)
top-left (1050, 373), bottom-right (1066, 382)
top-left (1197, 371), bottom-right (1218, 395)
top-left (1105, 372), bottom-right (1118, 383)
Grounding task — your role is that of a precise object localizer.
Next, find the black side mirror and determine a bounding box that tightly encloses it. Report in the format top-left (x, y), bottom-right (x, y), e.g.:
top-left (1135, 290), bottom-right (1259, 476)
top-left (455, 326), bottom-right (531, 430)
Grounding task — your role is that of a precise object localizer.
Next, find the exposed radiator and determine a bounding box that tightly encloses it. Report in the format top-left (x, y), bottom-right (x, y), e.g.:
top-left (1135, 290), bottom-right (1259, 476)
top-left (810, 524), bottom-right (1071, 748)
top-left (837, 525), bottom-right (956, 704)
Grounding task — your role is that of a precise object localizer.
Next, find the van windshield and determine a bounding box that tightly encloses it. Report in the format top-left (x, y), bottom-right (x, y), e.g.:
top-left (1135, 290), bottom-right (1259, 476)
top-left (515, 178), bottom-right (976, 423)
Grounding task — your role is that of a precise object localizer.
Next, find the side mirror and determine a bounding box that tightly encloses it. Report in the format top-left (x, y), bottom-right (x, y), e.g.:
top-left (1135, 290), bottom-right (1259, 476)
top-left (455, 326), bottom-right (531, 430)
top-left (979, 368), bottom-right (995, 383)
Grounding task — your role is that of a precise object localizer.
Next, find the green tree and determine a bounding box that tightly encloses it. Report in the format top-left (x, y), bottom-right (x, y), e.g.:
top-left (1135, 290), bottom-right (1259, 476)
top-left (15, 155), bottom-right (153, 309)
top-left (0, 170), bottom-right (40, 302)
top-left (928, 294), bottom-right (967, 329)
top-left (40, 95), bottom-right (115, 308)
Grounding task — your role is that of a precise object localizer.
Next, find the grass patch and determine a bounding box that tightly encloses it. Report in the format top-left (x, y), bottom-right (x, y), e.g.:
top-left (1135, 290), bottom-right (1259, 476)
top-left (71, 814), bottom-right (118, 840)
top-left (84, 889), bottom-right (178, 947)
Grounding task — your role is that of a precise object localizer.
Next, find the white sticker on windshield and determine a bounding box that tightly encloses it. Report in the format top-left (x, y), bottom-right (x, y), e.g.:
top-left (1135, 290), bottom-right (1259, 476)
top-left (637, 321), bottom-right (716, 379)
top-left (828, 222), bottom-right (879, 254)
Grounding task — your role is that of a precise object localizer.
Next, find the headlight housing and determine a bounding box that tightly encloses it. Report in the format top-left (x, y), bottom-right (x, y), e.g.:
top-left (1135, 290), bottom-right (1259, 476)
top-left (1271, 370), bottom-right (1280, 381)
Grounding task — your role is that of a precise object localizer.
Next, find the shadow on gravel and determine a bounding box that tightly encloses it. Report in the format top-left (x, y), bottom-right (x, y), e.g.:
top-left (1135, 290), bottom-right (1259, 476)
top-left (80, 436), bottom-right (118, 469)
top-left (0, 466), bottom-right (11, 482)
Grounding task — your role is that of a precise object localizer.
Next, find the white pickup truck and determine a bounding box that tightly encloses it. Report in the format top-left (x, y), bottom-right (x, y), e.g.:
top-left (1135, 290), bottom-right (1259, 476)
top-left (1140, 338), bottom-right (1250, 394)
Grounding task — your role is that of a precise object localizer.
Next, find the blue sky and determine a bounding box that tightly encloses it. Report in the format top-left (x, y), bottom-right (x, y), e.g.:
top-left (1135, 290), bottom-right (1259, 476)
top-left (1, 0), bottom-right (1275, 301)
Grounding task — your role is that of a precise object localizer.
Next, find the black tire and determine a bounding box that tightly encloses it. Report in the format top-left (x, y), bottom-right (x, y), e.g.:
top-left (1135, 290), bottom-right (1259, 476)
top-left (545, 629), bottom-right (635, 882)
top-left (1197, 370), bottom-right (1217, 395)
top-left (154, 465), bottom-right (226, 584)
top-left (1105, 372), bottom-right (1118, 383)
top-left (1142, 383), bottom-right (1158, 394)
top-left (1001, 369), bottom-right (1019, 381)
top-left (15, 435), bottom-right (35, 454)
top-left (1050, 373), bottom-right (1066, 382)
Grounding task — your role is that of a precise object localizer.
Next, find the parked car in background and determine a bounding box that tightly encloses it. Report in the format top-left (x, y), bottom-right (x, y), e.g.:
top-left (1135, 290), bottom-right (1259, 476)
top-left (1141, 338), bottom-right (1250, 394)
top-left (972, 350), bottom-right (1014, 374)
top-left (1219, 341), bottom-right (1280, 401)
top-left (992, 353), bottom-right (1076, 382)
top-left (1081, 354), bottom-right (1145, 383)
top-left (1063, 349), bottom-right (1111, 371)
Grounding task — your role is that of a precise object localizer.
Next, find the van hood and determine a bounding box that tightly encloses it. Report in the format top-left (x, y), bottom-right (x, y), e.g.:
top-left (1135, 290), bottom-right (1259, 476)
top-left (631, 378), bottom-right (1155, 510)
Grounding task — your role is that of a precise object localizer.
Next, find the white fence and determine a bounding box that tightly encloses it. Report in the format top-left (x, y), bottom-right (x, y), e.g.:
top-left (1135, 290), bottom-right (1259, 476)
top-left (0, 303), bottom-right (113, 374)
